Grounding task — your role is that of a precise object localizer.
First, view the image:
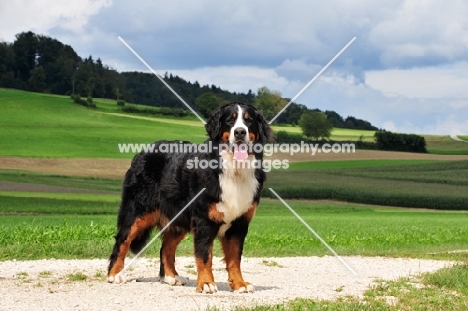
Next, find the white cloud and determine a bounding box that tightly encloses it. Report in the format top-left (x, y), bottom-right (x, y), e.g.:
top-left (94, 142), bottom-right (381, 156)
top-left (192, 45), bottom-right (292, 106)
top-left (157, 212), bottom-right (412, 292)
top-left (169, 66), bottom-right (289, 95)
top-left (0, 0), bottom-right (112, 41)
top-left (365, 62), bottom-right (468, 98)
top-left (368, 0), bottom-right (468, 67)
top-left (382, 121), bottom-right (397, 132)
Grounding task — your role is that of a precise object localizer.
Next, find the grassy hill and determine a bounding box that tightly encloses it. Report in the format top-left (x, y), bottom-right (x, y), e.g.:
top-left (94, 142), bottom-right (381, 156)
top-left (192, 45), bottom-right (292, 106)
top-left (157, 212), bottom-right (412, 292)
top-left (0, 88), bottom-right (207, 158)
top-left (2, 88), bottom-right (467, 157)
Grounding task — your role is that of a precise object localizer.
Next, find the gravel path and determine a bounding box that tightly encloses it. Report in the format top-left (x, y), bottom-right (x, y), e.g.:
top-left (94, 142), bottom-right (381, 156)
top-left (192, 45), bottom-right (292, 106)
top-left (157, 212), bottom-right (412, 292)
top-left (0, 256), bottom-right (451, 310)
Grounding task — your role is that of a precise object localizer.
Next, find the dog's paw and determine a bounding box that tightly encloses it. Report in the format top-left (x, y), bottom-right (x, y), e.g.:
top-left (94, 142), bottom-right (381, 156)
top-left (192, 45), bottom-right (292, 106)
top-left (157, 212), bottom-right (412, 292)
top-left (196, 282), bottom-right (218, 294)
top-left (107, 272), bottom-right (126, 284)
top-left (163, 275), bottom-right (188, 286)
top-left (231, 281), bottom-right (255, 293)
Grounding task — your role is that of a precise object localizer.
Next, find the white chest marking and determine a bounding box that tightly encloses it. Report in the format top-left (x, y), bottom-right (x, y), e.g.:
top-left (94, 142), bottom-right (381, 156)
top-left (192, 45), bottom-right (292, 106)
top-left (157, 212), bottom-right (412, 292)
top-left (216, 153), bottom-right (258, 236)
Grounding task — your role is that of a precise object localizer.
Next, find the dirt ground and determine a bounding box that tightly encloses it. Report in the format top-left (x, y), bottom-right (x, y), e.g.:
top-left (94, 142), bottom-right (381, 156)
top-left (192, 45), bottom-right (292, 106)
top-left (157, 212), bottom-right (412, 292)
top-left (0, 256), bottom-right (452, 311)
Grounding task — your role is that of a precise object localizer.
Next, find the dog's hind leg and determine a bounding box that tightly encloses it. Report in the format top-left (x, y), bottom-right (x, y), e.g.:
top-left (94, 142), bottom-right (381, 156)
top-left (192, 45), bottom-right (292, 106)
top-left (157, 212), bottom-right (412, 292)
top-left (159, 228), bottom-right (187, 285)
top-left (107, 211), bottom-right (159, 283)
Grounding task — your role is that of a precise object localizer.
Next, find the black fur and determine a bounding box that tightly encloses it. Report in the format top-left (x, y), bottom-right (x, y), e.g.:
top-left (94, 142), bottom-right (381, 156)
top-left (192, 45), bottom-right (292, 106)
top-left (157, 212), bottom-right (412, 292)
top-left (108, 103), bottom-right (272, 289)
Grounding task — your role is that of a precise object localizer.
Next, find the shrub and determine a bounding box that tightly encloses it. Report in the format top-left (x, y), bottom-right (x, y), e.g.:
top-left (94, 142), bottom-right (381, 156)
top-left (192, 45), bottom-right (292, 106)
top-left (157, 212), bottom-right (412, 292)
top-left (71, 94), bottom-right (87, 107)
top-left (121, 105), bottom-right (189, 117)
top-left (275, 131), bottom-right (305, 144)
top-left (374, 131), bottom-right (426, 153)
top-left (86, 96), bottom-right (96, 108)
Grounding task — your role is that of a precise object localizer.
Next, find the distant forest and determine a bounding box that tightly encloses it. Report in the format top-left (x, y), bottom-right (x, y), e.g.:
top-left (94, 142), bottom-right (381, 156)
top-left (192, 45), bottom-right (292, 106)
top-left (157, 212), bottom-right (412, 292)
top-left (0, 31), bottom-right (377, 130)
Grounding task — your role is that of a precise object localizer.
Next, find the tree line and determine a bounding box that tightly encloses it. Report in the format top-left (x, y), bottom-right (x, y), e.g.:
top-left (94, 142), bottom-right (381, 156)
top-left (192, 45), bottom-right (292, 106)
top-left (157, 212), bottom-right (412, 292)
top-left (0, 31), bottom-right (377, 130)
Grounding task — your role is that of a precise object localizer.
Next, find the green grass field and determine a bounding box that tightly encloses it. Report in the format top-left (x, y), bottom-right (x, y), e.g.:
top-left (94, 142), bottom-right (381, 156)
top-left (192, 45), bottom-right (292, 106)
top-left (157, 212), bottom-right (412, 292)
top-left (425, 135), bottom-right (468, 155)
top-left (0, 89), bottom-right (207, 158)
top-left (272, 125), bottom-right (376, 141)
top-left (1, 193), bottom-right (467, 261)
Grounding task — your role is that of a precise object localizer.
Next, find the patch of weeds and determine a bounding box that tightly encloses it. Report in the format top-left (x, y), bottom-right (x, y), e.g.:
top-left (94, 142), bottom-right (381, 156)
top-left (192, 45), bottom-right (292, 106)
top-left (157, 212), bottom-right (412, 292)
top-left (423, 262), bottom-right (468, 296)
top-left (16, 271), bottom-right (28, 279)
top-left (262, 260), bottom-right (284, 268)
top-left (94, 270), bottom-right (106, 281)
top-left (67, 272), bottom-right (87, 281)
top-left (39, 270), bottom-right (52, 278)
top-left (224, 264), bottom-right (468, 310)
top-left (335, 285), bottom-right (345, 292)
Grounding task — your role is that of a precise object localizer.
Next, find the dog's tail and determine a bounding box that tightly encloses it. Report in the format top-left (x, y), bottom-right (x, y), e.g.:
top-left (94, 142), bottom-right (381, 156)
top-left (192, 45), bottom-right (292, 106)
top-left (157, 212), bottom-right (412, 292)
top-left (129, 227), bottom-right (153, 254)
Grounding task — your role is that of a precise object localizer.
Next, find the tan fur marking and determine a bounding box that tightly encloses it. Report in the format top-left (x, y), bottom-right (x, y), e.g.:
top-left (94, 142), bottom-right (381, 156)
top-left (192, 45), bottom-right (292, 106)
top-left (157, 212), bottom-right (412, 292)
top-left (248, 132), bottom-right (256, 142)
top-left (208, 203), bottom-right (224, 223)
top-left (161, 230), bottom-right (186, 277)
top-left (244, 113), bottom-right (249, 119)
top-left (219, 203), bottom-right (257, 290)
top-left (221, 236), bottom-right (250, 291)
top-left (244, 202), bottom-right (257, 222)
top-left (221, 131), bottom-right (230, 143)
top-left (108, 211), bottom-right (159, 277)
top-left (195, 244), bottom-right (215, 292)
top-left (108, 243), bottom-right (128, 276)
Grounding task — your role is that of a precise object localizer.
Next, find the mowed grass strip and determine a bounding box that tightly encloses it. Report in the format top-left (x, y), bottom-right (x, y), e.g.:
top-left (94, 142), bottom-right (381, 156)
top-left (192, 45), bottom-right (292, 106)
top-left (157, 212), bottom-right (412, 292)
top-left (1, 198), bottom-right (467, 261)
top-left (287, 159), bottom-right (436, 169)
top-left (0, 194), bottom-right (119, 215)
top-left (0, 169), bottom-right (122, 191)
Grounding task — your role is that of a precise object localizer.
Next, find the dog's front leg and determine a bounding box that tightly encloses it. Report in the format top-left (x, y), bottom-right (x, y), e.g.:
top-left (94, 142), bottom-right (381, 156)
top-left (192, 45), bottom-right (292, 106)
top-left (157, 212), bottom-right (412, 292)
top-left (220, 204), bottom-right (256, 293)
top-left (220, 224), bottom-right (254, 293)
top-left (193, 220), bottom-right (218, 293)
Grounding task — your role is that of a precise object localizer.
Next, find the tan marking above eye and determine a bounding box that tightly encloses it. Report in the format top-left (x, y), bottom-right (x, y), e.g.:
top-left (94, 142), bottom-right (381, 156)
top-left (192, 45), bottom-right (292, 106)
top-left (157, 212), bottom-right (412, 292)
top-left (232, 113), bottom-right (237, 118)
top-left (244, 113), bottom-right (249, 119)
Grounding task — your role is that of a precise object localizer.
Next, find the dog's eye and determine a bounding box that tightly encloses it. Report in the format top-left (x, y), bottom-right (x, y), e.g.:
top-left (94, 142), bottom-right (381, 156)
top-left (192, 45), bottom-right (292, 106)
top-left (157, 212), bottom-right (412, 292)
top-left (226, 117), bottom-right (235, 125)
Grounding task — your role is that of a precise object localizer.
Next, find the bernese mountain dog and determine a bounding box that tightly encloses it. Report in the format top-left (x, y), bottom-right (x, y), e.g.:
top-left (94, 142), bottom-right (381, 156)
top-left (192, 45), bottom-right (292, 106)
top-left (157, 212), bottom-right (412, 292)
top-left (107, 102), bottom-right (272, 293)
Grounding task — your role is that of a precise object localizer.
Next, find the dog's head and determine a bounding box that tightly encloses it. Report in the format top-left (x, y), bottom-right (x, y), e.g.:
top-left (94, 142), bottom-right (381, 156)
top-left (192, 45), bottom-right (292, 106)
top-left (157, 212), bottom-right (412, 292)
top-left (205, 103), bottom-right (273, 159)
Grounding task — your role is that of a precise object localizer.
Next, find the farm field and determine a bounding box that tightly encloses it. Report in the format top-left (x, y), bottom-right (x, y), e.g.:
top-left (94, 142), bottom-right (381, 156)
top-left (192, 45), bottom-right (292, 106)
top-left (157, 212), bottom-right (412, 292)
top-left (265, 160), bottom-right (468, 210)
top-left (1, 88), bottom-right (468, 310)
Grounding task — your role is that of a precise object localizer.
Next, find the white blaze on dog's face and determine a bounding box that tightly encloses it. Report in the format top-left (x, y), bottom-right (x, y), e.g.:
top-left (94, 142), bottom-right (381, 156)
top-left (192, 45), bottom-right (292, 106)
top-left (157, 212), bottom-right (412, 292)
top-left (229, 105), bottom-right (250, 161)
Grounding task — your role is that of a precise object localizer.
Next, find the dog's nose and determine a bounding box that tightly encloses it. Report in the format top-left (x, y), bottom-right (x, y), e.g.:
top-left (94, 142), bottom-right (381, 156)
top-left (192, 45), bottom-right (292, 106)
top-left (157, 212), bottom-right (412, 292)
top-left (234, 127), bottom-right (247, 139)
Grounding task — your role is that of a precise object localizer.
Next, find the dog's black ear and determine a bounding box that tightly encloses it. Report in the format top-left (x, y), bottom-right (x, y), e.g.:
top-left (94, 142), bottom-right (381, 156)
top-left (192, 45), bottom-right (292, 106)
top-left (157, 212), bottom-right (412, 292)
top-left (205, 106), bottom-right (224, 141)
top-left (255, 109), bottom-right (274, 143)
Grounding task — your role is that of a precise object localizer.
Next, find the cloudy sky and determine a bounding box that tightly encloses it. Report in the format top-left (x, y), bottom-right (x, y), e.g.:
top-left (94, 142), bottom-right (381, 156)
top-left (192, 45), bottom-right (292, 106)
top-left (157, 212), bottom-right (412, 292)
top-left (1, 0), bottom-right (467, 134)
